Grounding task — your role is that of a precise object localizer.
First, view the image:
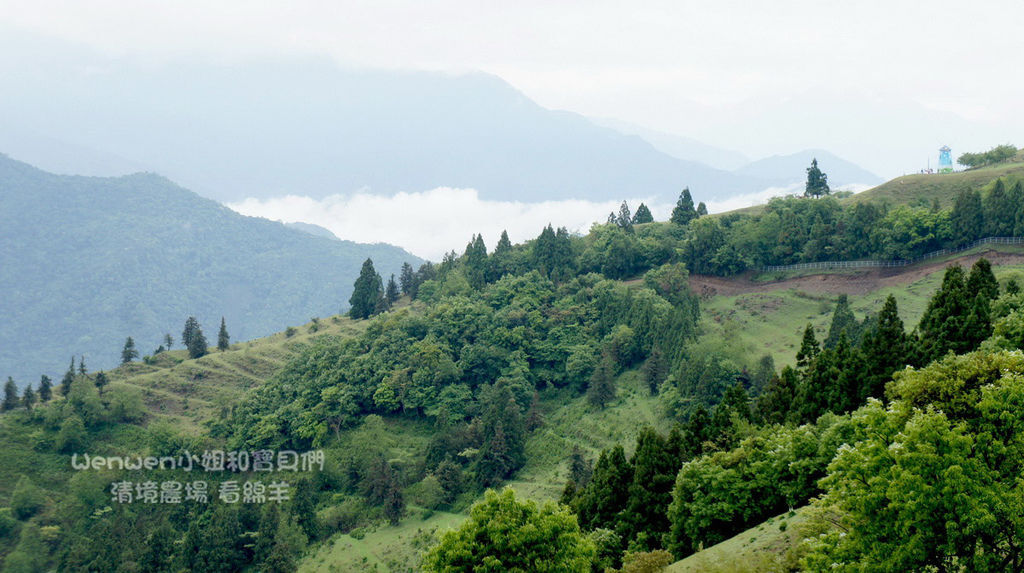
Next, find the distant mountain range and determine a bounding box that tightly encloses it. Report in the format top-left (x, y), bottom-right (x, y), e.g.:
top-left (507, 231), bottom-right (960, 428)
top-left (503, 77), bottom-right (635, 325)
top-left (0, 155), bottom-right (420, 382)
top-left (0, 40), bottom-right (880, 205)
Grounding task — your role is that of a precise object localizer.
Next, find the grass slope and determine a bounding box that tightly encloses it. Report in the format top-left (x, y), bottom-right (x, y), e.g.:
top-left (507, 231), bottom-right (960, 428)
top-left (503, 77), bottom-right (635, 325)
top-left (666, 507), bottom-right (812, 572)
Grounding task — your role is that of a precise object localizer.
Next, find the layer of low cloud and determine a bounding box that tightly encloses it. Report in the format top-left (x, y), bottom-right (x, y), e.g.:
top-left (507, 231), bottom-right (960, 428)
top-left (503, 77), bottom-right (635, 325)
top-left (228, 188), bottom-right (651, 261)
top-left (228, 183), bottom-right (875, 260)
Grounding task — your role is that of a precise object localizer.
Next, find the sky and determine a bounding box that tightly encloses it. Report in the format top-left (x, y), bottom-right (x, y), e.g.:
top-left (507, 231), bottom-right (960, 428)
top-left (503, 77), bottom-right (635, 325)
top-left (1, 0), bottom-right (1021, 258)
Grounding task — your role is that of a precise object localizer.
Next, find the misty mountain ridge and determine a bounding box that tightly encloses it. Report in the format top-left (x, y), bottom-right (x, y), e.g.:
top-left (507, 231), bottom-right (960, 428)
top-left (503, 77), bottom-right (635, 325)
top-left (0, 154), bottom-right (420, 382)
top-left (0, 37), bottom-right (878, 206)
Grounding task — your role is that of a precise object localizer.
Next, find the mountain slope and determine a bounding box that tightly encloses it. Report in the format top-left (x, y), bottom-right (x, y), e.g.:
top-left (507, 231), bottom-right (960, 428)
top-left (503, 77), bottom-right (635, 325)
top-left (0, 155), bottom-right (420, 382)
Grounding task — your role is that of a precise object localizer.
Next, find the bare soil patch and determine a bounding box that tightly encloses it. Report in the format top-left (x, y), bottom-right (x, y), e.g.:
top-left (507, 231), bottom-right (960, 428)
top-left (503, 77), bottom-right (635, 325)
top-left (690, 249), bottom-right (1024, 297)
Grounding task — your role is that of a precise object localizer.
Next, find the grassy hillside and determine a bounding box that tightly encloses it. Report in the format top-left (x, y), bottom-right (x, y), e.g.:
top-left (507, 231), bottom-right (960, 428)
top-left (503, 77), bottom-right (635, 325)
top-left (0, 154), bottom-right (421, 382)
top-left (845, 160), bottom-right (1024, 210)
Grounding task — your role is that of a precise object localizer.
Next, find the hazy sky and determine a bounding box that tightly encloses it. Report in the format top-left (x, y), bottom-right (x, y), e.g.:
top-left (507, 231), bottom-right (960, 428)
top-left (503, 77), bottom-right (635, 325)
top-left (2, 1), bottom-right (1021, 257)
top-left (2, 1), bottom-right (1020, 177)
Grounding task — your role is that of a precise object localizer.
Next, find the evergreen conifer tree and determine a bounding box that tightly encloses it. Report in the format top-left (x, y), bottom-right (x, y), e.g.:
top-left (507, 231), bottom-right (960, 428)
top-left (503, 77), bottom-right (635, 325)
top-left (60, 357), bottom-right (75, 397)
top-left (620, 427), bottom-right (676, 549)
top-left (670, 188), bottom-right (697, 226)
top-left (642, 348), bottom-right (667, 395)
top-left (796, 324), bottom-right (820, 370)
top-left (3, 377), bottom-right (19, 411)
top-left (754, 367), bottom-right (798, 425)
top-left (385, 274), bottom-right (400, 304)
top-left (918, 265), bottom-right (971, 361)
top-left (696, 202), bottom-right (708, 217)
top-left (804, 158), bottom-right (830, 198)
top-left (21, 384), bottom-right (36, 411)
top-left (983, 179), bottom-right (1015, 236)
top-left (951, 188), bottom-right (984, 246)
top-left (163, 333), bottom-right (174, 350)
top-left (966, 258), bottom-right (999, 300)
top-left (632, 203), bottom-right (654, 224)
top-left (587, 354), bottom-right (617, 408)
top-left (681, 406), bottom-right (711, 458)
top-left (399, 262), bottom-right (415, 296)
top-left (38, 375), bottom-right (52, 403)
top-left (616, 201), bottom-right (634, 233)
top-left (349, 258), bottom-right (384, 320)
top-left (825, 294), bottom-right (857, 348)
top-left (121, 336), bottom-right (138, 364)
top-left (184, 318), bottom-right (208, 359)
top-left (858, 295), bottom-right (908, 401)
top-left (573, 445), bottom-right (632, 530)
top-left (463, 234), bottom-right (489, 288)
top-left (217, 317), bottom-right (230, 351)
top-left (94, 372), bottom-right (109, 394)
top-left (78, 356), bottom-right (87, 376)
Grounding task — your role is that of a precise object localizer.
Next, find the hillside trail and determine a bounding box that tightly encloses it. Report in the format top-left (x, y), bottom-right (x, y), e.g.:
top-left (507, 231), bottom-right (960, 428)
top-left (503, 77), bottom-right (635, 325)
top-left (688, 249), bottom-right (1024, 298)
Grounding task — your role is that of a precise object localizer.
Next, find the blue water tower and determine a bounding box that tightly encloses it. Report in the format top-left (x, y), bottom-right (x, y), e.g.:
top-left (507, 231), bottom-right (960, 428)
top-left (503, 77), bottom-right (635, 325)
top-left (938, 146), bottom-right (953, 173)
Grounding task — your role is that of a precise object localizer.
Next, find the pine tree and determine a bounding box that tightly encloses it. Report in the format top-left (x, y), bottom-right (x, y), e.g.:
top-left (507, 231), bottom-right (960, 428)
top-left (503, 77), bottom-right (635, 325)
top-left (22, 384), bottom-right (36, 411)
top-left (94, 372), bottom-right (109, 395)
top-left (963, 292), bottom-right (993, 349)
top-left (858, 295), bottom-right (908, 401)
top-left (217, 317), bottom-right (230, 351)
top-left (78, 356), bottom-right (87, 376)
top-left (696, 202), bottom-right (708, 217)
top-left (918, 265), bottom-right (970, 361)
top-left (796, 324), bottom-right (820, 370)
top-left (568, 446), bottom-right (592, 488)
top-left (670, 188), bottom-right (697, 226)
top-left (951, 189), bottom-right (984, 246)
top-left (121, 336), bottom-right (138, 364)
top-left (3, 377), bottom-right (18, 411)
top-left (573, 445), bottom-right (632, 530)
top-left (60, 357), bottom-right (75, 397)
top-left (681, 406), bottom-right (711, 458)
top-left (966, 257), bottom-right (999, 300)
top-left (825, 294), bottom-right (857, 348)
top-left (642, 348), bottom-right (667, 395)
top-left (804, 158), bottom-right (830, 198)
top-left (38, 375), bottom-right (52, 403)
top-left (385, 274), bottom-right (400, 304)
top-left (754, 367), bottom-right (798, 425)
top-left (163, 333), bottom-right (174, 350)
top-left (399, 262), bottom-right (415, 296)
top-left (495, 230), bottom-right (512, 253)
top-left (464, 234), bottom-right (489, 289)
top-left (616, 201), bottom-right (634, 233)
top-left (183, 318), bottom-right (208, 359)
top-left (632, 203), bottom-right (654, 224)
top-left (349, 258), bottom-right (383, 320)
top-left (983, 179), bottom-right (1015, 236)
top-left (587, 353), bottom-right (617, 408)
top-left (620, 427), bottom-right (676, 549)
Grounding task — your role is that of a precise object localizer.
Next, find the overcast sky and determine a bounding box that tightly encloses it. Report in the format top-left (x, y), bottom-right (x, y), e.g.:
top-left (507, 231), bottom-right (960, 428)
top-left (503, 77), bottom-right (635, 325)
top-left (2, 1), bottom-right (1020, 257)
top-left (2, 1), bottom-right (1020, 173)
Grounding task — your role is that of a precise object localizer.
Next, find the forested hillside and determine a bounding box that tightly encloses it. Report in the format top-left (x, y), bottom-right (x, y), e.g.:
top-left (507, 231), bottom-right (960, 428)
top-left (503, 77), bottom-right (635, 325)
top-left (0, 155), bottom-right (420, 381)
top-left (4, 165), bottom-right (1024, 571)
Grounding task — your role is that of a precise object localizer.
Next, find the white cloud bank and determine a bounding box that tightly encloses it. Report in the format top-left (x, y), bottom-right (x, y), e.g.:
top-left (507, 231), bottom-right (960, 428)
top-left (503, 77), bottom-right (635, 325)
top-left (228, 183), bottom-right (875, 261)
top-left (228, 188), bottom-right (648, 261)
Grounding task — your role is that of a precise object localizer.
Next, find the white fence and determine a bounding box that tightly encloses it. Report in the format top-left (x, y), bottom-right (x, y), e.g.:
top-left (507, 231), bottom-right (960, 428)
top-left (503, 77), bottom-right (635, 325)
top-left (760, 237), bottom-right (1024, 273)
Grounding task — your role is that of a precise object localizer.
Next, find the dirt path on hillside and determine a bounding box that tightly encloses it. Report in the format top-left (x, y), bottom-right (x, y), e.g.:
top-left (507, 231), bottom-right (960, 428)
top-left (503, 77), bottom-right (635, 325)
top-left (689, 249), bottom-right (1024, 297)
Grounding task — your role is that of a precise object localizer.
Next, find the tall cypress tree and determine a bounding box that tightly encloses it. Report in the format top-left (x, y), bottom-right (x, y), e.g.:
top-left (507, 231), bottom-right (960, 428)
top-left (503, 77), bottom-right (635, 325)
top-left (696, 202), bottom-right (708, 217)
top-left (796, 324), bottom-right (820, 370)
top-left (587, 353), bottom-right (617, 408)
top-left (951, 189), bottom-right (984, 246)
top-left (858, 295), bottom-right (908, 401)
top-left (94, 371), bottom-right (109, 395)
top-left (825, 294), bottom-right (858, 348)
top-left (616, 202), bottom-right (634, 233)
top-left (620, 427), bottom-right (676, 549)
top-left (22, 384), bottom-right (36, 411)
top-left (348, 258), bottom-right (383, 320)
top-left (632, 203), bottom-right (654, 224)
top-left (217, 317), bottom-right (230, 351)
top-left (3, 377), bottom-right (18, 411)
top-left (983, 179), bottom-right (1014, 236)
top-left (385, 274), bottom-right (400, 304)
top-left (573, 445), bottom-right (632, 530)
top-left (60, 357), bottom-right (75, 397)
top-left (184, 319), bottom-right (208, 359)
top-left (121, 337), bottom-right (139, 364)
top-left (399, 262), bottom-right (415, 296)
top-left (38, 375), bottom-right (52, 403)
top-left (463, 234), bottom-right (489, 289)
top-left (670, 188), bottom-right (697, 226)
top-left (804, 158), bottom-right (830, 198)
top-left (918, 265), bottom-right (970, 361)
top-left (966, 258), bottom-right (999, 300)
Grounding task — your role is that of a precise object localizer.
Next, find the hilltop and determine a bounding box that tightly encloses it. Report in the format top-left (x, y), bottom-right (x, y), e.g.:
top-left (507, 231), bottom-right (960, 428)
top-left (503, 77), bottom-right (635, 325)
top-left (0, 155), bottom-right (420, 381)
